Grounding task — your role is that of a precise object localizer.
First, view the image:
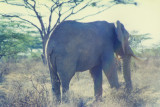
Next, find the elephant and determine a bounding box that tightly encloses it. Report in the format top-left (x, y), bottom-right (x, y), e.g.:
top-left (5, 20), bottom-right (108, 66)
top-left (45, 20), bottom-right (139, 102)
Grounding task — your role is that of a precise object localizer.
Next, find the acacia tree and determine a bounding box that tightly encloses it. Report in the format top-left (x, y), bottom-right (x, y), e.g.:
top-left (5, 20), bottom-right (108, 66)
top-left (1, 0), bottom-right (136, 63)
top-left (0, 17), bottom-right (42, 60)
top-left (129, 31), bottom-right (151, 53)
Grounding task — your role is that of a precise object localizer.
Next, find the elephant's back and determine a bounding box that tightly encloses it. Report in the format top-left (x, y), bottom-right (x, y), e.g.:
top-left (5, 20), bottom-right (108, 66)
top-left (51, 20), bottom-right (113, 44)
top-left (49, 21), bottom-right (114, 55)
top-left (52, 21), bottom-right (94, 42)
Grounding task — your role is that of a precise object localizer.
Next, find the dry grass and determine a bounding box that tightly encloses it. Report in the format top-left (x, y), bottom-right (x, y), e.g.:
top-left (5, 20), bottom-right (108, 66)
top-left (0, 57), bottom-right (160, 107)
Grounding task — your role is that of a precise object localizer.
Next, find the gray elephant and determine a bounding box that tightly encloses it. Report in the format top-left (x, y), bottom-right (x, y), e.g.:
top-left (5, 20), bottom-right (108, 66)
top-left (45, 20), bottom-right (139, 102)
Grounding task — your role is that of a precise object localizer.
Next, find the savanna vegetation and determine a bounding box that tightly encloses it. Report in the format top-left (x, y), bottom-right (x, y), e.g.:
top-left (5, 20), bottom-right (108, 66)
top-left (0, 0), bottom-right (160, 107)
top-left (1, 40), bottom-right (160, 107)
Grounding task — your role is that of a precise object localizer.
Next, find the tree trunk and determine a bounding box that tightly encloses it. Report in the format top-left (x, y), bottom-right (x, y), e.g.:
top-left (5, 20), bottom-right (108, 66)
top-left (41, 36), bottom-right (49, 65)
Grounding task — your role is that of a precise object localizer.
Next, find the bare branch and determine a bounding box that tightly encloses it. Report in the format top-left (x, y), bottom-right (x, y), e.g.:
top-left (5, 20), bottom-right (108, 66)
top-left (39, 3), bottom-right (51, 10)
top-left (50, 6), bottom-right (62, 33)
top-left (61, 11), bottom-right (74, 23)
top-left (30, 77), bottom-right (41, 94)
top-left (24, 0), bottom-right (47, 37)
top-left (62, 0), bottom-right (84, 15)
top-left (47, 8), bottom-right (53, 35)
top-left (51, 0), bottom-right (83, 13)
top-left (62, 6), bottom-right (74, 15)
top-left (73, 1), bottom-right (91, 14)
top-left (61, 0), bottom-right (92, 22)
top-left (46, 1), bottom-right (62, 35)
top-left (50, 0), bottom-right (92, 33)
top-left (76, 3), bottom-right (117, 21)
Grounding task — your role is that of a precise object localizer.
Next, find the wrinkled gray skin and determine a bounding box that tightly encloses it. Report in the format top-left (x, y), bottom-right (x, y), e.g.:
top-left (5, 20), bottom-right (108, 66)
top-left (46, 20), bottom-right (134, 103)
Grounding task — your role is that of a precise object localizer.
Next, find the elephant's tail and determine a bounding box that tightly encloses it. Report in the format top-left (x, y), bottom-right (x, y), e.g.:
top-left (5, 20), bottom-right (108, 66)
top-left (45, 38), bottom-right (50, 64)
top-left (45, 37), bottom-right (56, 73)
top-left (45, 40), bottom-right (61, 89)
top-left (48, 49), bottom-right (57, 76)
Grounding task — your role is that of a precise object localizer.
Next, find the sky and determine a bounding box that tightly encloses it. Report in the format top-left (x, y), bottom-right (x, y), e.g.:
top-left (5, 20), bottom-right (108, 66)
top-left (0, 0), bottom-right (160, 48)
top-left (79, 0), bottom-right (160, 48)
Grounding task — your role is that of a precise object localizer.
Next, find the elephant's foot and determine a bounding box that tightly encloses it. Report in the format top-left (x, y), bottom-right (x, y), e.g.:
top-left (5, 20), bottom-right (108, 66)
top-left (125, 82), bottom-right (132, 93)
top-left (52, 92), bottom-right (61, 104)
top-left (61, 92), bottom-right (70, 104)
top-left (95, 95), bottom-right (102, 102)
top-left (109, 78), bottom-right (120, 89)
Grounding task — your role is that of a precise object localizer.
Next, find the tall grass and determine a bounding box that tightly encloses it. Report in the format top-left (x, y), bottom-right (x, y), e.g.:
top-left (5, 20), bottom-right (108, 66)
top-left (0, 57), bottom-right (160, 107)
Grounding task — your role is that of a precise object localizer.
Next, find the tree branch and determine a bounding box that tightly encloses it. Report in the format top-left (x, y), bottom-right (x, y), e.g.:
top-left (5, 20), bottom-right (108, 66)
top-left (46, 2), bottom-right (60, 35)
top-left (72, 1), bottom-right (91, 15)
top-left (50, 0), bottom-right (89, 33)
top-left (50, 4), bottom-right (62, 34)
top-left (24, 0), bottom-right (47, 37)
top-left (76, 3), bottom-right (117, 21)
top-left (61, 0), bottom-right (92, 22)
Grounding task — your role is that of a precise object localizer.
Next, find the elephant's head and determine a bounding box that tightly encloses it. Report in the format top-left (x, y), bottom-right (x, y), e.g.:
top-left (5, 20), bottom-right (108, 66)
top-left (114, 20), bottom-right (142, 59)
top-left (114, 20), bottom-right (140, 91)
top-left (115, 20), bottom-right (133, 58)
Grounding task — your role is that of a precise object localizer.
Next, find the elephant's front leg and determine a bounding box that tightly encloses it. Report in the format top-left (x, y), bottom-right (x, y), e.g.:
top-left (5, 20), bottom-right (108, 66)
top-left (90, 64), bottom-right (102, 101)
top-left (102, 54), bottom-right (120, 89)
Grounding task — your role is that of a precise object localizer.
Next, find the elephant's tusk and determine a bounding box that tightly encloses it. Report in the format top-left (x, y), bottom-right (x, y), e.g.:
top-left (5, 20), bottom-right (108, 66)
top-left (131, 54), bottom-right (146, 62)
top-left (127, 46), bottom-right (146, 62)
top-left (116, 54), bottom-right (121, 61)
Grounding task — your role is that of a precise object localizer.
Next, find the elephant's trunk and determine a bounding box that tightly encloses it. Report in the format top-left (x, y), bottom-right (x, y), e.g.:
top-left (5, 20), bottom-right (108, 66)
top-left (122, 46), bottom-right (134, 91)
top-left (122, 55), bottom-right (132, 91)
top-left (122, 46), bottom-right (143, 91)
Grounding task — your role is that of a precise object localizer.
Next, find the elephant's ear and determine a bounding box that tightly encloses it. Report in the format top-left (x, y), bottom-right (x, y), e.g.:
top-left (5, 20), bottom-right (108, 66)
top-left (115, 20), bottom-right (129, 53)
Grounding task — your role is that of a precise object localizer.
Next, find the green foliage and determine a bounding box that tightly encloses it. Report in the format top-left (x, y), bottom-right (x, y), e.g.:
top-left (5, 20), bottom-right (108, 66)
top-left (91, 2), bottom-right (97, 7)
top-left (113, 0), bottom-right (137, 5)
top-left (129, 31), bottom-right (151, 52)
top-left (0, 17), bottom-right (42, 60)
top-left (23, 36), bottom-right (42, 52)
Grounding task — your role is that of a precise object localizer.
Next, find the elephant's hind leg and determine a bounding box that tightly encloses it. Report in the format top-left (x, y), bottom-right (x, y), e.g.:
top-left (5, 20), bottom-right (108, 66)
top-left (49, 65), bottom-right (61, 103)
top-left (90, 64), bottom-right (103, 101)
top-left (56, 57), bottom-right (76, 103)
